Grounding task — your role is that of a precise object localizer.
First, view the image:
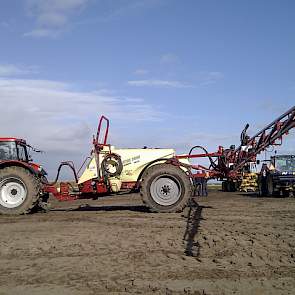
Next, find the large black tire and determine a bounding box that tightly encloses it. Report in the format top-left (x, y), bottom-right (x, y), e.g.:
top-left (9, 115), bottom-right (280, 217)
top-left (258, 175), bottom-right (267, 196)
top-left (222, 181), bottom-right (228, 192)
top-left (0, 166), bottom-right (41, 215)
top-left (266, 174), bottom-right (274, 197)
top-left (140, 164), bottom-right (193, 213)
top-left (222, 180), bottom-right (238, 192)
top-left (282, 189), bottom-right (292, 198)
top-left (228, 181), bottom-right (238, 192)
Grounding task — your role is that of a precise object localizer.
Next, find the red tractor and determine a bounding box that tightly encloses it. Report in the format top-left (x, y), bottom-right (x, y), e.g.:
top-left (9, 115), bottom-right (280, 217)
top-left (0, 138), bottom-right (48, 215)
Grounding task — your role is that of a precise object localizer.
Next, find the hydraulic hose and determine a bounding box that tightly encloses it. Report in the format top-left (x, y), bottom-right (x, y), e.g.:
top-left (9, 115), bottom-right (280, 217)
top-left (188, 145), bottom-right (218, 169)
top-left (41, 161), bottom-right (78, 186)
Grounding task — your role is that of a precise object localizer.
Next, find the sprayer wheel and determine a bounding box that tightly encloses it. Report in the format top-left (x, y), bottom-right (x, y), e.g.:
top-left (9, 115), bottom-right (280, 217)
top-left (140, 163), bottom-right (193, 213)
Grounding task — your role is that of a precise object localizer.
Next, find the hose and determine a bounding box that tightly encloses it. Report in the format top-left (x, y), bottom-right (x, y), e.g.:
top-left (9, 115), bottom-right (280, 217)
top-left (188, 145), bottom-right (218, 169)
top-left (41, 161), bottom-right (78, 185)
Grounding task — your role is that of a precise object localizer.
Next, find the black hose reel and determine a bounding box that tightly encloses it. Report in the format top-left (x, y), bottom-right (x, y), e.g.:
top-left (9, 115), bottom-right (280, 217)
top-left (101, 153), bottom-right (123, 177)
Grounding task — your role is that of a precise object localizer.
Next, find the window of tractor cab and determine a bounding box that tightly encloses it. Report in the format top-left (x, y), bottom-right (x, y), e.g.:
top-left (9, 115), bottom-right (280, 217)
top-left (0, 141), bottom-right (28, 161)
top-left (0, 141), bottom-right (18, 160)
top-left (275, 156), bottom-right (295, 172)
top-left (16, 143), bottom-right (28, 162)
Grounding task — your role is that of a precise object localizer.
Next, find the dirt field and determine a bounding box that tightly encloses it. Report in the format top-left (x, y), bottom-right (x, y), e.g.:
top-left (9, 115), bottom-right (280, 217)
top-left (0, 190), bottom-right (295, 295)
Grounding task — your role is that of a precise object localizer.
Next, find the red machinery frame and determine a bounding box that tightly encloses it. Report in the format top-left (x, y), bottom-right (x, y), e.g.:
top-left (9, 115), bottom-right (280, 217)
top-left (94, 115), bottom-right (110, 148)
top-left (43, 105), bottom-right (295, 201)
top-left (176, 105), bottom-right (295, 180)
top-left (43, 116), bottom-right (112, 201)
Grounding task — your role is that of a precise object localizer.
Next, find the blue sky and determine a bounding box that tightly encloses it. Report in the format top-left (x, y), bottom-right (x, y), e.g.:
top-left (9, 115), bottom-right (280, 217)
top-left (0, 0), bottom-right (294, 178)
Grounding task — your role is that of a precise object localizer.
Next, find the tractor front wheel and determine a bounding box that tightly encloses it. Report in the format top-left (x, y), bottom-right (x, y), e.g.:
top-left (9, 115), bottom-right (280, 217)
top-left (140, 164), bottom-right (193, 213)
top-left (0, 166), bottom-right (41, 215)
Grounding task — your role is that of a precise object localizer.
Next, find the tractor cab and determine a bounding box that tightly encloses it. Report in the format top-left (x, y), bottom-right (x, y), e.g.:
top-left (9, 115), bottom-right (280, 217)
top-left (272, 155), bottom-right (295, 174)
top-left (0, 138), bottom-right (29, 162)
top-left (0, 137), bottom-right (45, 176)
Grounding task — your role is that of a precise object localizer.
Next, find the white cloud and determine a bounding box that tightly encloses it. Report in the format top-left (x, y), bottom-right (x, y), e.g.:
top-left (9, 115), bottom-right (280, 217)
top-left (24, 0), bottom-right (88, 37)
top-left (128, 79), bottom-right (192, 88)
top-left (0, 21), bottom-right (10, 28)
top-left (134, 69), bottom-right (149, 75)
top-left (160, 53), bottom-right (180, 64)
top-left (37, 10), bottom-right (68, 28)
top-left (0, 78), bottom-right (163, 178)
top-left (77, 0), bottom-right (164, 24)
top-left (197, 71), bottom-right (224, 86)
top-left (23, 28), bottom-right (59, 38)
top-left (0, 64), bottom-right (37, 76)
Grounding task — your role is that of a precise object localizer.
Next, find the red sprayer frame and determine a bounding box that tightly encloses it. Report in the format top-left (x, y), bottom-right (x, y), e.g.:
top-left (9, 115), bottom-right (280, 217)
top-left (43, 116), bottom-right (112, 201)
top-left (43, 105), bottom-right (295, 201)
top-left (94, 115), bottom-right (110, 148)
top-left (176, 105), bottom-right (295, 180)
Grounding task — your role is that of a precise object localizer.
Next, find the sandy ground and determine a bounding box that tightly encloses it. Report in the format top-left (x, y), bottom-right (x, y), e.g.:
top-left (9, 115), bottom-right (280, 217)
top-left (0, 190), bottom-right (295, 295)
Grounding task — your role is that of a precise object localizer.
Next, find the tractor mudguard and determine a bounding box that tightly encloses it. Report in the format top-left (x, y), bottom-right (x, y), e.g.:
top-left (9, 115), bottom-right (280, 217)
top-left (0, 161), bottom-right (39, 176)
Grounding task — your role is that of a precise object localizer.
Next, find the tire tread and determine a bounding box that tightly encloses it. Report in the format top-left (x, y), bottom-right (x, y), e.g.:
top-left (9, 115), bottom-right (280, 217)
top-left (0, 166), bottom-right (41, 215)
top-left (140, 163), bottom-right (193, 213)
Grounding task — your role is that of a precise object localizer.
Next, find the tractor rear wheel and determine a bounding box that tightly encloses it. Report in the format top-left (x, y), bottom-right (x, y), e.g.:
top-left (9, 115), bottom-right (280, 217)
top-left (266, 174), bottom-right (274, 197)
top-left (140, 164), bottom-right (193, 213)
top-left (0, 166), bottom-right (41, 215)
top-left (258, 175), bottom-right (267, 196)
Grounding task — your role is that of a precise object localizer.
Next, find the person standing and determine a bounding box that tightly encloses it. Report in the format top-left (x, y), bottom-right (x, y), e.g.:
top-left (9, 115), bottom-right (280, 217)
top-left (194, 176), bottom-right (202, 196)
top-left (201, 171), bottom-right (209, 197)
top-left (200, 177), bottom-right (207, 196)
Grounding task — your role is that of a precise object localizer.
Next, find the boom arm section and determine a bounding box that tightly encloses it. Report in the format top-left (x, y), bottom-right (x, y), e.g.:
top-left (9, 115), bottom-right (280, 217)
top-left (176, 105), bottom-right (295, 180)
top-left (222, 105), bottom-right (295, 177)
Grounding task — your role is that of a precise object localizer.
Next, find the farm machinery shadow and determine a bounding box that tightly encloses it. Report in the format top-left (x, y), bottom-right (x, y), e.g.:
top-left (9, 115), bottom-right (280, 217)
top-left (237, 192), bottom-right (259, 198)
top-left (236, 192), bottom-right (291, 199)
top-left (183, 202), bottom-right (213, 259)
top-left (52, 204), bottom-right (151, 213)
